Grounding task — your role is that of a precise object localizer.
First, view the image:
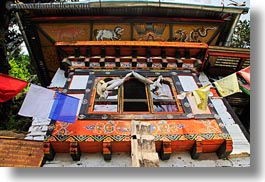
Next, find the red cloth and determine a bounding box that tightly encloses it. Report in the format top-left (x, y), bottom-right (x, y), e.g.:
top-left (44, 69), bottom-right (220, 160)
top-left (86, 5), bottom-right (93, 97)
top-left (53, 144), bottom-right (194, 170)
top-left (237, 66), bottom-right (250, 84)
top-left (0, 73), bottom-right (28, 102)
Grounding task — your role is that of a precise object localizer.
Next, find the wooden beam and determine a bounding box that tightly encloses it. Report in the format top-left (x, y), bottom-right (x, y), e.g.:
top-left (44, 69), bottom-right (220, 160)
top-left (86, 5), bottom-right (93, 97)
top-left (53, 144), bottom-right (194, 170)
top-left (131, 120), bottom-right (159, 167)
top-left (131, 120), bottom-right (141, 167)
top-left (190, 140), bottom-right (202, 159)
top-left (216, 139), bottom-right (233, 159)
top-left (159, 141), bottom-right (172, 160)
top-left (70, 142), bottom-right (81, 161)
top-left (131, 137), bottom-right (141, 167)
top-left (43, 142), bottom-right (55, 161)
top-left (141, 135), bottom-right (160, 167)
top-left (31, 16), bottom-right (225, 24)
top-left (208, 52), bottom-right (250, 59)
top-left (103, 141), bottom-right (112, 161)
top-left (55, 41), bottom-right (209, 49)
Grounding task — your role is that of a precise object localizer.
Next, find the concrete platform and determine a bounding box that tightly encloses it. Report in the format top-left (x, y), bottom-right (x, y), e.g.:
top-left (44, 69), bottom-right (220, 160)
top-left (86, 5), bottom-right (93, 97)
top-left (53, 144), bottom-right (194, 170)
top-left (43, 152), bottom-right (250, 167)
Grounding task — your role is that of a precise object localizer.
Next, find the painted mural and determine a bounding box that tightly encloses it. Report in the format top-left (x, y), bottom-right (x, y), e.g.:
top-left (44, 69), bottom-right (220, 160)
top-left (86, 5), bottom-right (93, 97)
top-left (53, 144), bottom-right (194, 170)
top-left (133, 23), bottom-right (169, 41)
top-left (38, 22), bottom-right (218, 43)
top-left (173, 25), bottom-right (217, 43)
top-left (94, 26), bottom-right (124, 41)
top-left (174, 29), bottom-right (188, 42)
top-left (39, 23), bottom-right (90, 42)
top-left (190, 26), bottom-right (217, 42)
top-left (48, 119), bottom-right (226, 142)
top-left (37, 22), bottom-right (218, 78)
top-left (92, 23), bottom-right (130, 41)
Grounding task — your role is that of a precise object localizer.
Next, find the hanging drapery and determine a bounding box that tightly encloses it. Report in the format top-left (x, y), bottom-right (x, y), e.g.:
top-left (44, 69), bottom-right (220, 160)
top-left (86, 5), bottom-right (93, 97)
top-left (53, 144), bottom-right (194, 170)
top-left (0, 73), bottom-right (28, 102)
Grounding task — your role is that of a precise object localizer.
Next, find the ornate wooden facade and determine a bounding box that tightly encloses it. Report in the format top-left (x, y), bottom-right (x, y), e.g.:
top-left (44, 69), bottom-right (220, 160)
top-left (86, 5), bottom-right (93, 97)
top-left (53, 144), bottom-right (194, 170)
top-left (10, 1), bottom-right (249, 162)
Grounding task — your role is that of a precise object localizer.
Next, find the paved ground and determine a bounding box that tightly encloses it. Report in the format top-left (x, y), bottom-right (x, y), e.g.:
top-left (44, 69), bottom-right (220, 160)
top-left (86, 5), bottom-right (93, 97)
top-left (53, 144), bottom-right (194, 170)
top-left (43, 152), bottom-right (250, 167)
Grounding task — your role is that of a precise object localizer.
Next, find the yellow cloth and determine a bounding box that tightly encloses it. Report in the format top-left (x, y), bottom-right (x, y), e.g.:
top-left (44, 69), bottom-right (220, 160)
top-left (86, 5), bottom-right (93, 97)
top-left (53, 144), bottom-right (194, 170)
top-left (192, 84), bottom-right (211, 110)
top-left (214, 73), bottom-right (240, 97)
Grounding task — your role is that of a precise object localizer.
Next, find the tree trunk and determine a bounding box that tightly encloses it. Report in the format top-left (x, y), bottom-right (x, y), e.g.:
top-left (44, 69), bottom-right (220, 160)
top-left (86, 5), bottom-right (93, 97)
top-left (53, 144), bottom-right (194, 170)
top-left (0, 0), bottom-right (11, 74)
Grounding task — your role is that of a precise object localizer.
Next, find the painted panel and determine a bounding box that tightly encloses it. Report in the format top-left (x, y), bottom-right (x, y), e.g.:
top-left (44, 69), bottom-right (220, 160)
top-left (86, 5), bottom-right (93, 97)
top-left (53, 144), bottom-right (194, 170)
top-left (172, 24), bottom-right (218, 43)
top-left (42, 47), bottom-right (59, 75)
top-left (49, 119), bottom-right (225, 142)
top-left (38, 31), bottom-right (59, 76)
top-left (38, 22), bottom-right (219, 43)
top-left (39, 23), bottom-right (91, 42)
top-left (92, 23), bottom-right (130, 41)
top-left (133, 23), bottom-right (170, 41)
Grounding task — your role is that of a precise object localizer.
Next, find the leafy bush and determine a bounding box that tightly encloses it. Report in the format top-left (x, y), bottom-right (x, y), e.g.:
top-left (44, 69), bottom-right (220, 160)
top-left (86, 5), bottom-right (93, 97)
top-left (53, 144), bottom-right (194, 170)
top-left (231, 20), bottom-right (250, 48)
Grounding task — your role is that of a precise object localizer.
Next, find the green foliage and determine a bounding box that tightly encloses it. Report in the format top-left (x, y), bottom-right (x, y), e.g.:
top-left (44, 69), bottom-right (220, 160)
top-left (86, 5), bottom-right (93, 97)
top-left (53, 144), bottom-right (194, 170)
top-left (231, 20), bottom-right (250, 48)
top-left (9, 55), bottom-right (30, 79)
top-left (5, 98), bottom-right (32, 132)
top-left (8, 54), bottom-right (39, 97)
top-left (9, 54), bottom-right (32, 81)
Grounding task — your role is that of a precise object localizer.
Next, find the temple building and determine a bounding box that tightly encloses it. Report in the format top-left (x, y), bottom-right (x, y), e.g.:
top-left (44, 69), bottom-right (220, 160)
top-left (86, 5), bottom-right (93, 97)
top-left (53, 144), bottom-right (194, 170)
top-left (4, 0), bottom-right (250, 167)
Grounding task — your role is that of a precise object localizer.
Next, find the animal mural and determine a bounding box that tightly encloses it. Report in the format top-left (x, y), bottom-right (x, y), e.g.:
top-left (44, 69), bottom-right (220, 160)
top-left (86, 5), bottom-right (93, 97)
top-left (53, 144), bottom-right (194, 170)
top-left (174, 29), bottom-right (188, 42)
top-left (174, 26), bottom-right (216, 42)
top-left (49, 27), bottom-right (85, 41)
top-left (190, 26), bottom-right (217, 42)
top-left (94, 26), bottom-right (124, 41)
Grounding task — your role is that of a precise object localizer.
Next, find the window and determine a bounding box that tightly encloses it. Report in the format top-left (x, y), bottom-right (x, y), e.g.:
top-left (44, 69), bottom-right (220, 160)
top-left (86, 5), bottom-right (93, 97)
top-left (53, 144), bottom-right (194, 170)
top-left (88, 71), bottom-right (182, 115)
top-left (63, 70), bottom-right (204, 120)
top-left (150, 77), bottom-right (178, 113)
top-left (123, 78), bottom-right (149, 112)
top-left (93, 76), bottom-right (119, 112)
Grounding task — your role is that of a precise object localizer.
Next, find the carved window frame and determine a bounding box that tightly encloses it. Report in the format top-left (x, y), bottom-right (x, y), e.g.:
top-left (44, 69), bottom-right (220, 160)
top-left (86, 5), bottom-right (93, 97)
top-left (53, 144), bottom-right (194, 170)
top-left (62, 69), bottom-right (218, 120)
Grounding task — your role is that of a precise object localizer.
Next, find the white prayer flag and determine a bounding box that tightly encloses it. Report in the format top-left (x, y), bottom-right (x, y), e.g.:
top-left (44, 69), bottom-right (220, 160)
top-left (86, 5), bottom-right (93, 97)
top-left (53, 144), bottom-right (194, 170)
top-left (18, 84), bottom-right (55, 119)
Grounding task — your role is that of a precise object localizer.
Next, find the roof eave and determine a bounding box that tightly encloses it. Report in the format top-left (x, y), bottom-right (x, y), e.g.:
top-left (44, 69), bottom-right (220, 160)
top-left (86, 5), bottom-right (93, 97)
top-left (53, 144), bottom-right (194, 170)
top-left (7, 1), bottom-right (249, 15)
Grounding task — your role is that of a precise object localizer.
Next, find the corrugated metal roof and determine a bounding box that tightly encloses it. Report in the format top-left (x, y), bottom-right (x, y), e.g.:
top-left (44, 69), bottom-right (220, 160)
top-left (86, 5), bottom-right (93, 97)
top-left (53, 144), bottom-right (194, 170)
top-left (9, 1), bottom-right (248, 19)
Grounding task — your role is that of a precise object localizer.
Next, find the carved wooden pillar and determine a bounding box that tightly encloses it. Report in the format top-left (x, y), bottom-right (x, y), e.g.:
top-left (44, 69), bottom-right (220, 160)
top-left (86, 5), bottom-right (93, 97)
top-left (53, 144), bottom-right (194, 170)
top-left (159, 140), bottom-right (172, 160)
top-left (216, 139), bottom-right (233, 159)
top-left (43, 142), bottom-right (55, 161)
top-left (131, 120), bottom-right (160, 167)
top-left (190, 140), bottom-right (202, 159)
top-left (70, 142), bottom-right (81, 161)
top-left (103, 141), bottom-right (112, 161)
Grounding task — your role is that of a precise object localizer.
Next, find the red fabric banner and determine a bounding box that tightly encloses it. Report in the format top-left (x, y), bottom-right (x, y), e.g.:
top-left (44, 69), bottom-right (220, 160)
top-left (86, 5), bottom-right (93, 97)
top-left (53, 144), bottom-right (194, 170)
top-left (0, 73), bottom-right (28, 102)
top-left (237, 66), bottom-right (250, 84)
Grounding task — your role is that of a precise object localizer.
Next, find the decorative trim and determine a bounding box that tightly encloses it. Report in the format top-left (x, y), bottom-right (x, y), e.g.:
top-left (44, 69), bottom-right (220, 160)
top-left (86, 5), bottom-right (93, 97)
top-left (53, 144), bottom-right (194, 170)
top-left (46, 133), bottom-right (231, 142)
